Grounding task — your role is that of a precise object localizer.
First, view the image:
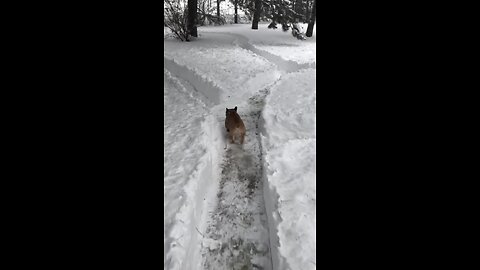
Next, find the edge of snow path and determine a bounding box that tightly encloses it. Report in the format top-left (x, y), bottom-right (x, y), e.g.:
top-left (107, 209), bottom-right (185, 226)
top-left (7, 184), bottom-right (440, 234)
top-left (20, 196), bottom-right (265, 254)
top-left (260, 69), bottom-right (316, 270)
top-left (257, 82), bottom-right (291, 270)
top-left (164, 108), bottom-right (224, 270)
top-left (164, 57), bottom-right (222, 105)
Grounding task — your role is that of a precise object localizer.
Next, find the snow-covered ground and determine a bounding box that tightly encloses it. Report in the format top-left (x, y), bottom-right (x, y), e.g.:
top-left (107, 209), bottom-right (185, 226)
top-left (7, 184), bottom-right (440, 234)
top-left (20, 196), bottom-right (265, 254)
top-left (203, 23), bottom-right (316, 65)
top-left (164, 22), bottom-right (316, 270)
top-left (164, 67), bottom-right (224, 269)
top-left (261, 68), bottom-right (316, 270)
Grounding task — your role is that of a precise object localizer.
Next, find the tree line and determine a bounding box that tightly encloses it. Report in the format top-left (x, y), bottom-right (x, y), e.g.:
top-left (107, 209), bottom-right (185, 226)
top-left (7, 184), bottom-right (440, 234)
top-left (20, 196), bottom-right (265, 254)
top-left (164, 0), bottom-right (316, 41)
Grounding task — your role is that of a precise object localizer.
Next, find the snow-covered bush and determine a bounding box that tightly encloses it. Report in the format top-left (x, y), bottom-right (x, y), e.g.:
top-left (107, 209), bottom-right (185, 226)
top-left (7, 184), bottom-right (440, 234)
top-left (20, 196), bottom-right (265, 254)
top-left (291, 23), bottom-right (306, 40)
top-left (276, 22), bottom-right (307, 40)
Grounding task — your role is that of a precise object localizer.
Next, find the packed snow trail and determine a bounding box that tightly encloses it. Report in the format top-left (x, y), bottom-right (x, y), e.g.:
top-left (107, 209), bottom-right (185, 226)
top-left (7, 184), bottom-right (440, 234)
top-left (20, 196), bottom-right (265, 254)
top-left (201, 89), bottom-right (272, 270)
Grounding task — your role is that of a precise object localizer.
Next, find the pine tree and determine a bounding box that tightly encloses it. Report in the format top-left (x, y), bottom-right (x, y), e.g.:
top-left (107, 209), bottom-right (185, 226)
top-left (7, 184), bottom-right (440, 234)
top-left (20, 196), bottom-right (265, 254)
top-left (238, 0), bottom-right (308, 38)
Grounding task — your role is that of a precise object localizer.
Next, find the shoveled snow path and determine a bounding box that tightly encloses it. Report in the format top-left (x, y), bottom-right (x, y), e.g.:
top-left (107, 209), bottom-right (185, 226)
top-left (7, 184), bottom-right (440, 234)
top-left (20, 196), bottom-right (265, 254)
top-left (195, 31), bottom-right (313, 270)
top-left (201, 87), bottom-right (275, 270)
top-left (164, 29), bottom-right (314, 270)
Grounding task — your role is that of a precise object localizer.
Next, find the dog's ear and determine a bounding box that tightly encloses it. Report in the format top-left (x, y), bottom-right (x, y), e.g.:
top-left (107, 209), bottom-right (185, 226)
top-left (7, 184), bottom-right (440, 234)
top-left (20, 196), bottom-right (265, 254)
top-left (234, 106), bottom-right (237, 111)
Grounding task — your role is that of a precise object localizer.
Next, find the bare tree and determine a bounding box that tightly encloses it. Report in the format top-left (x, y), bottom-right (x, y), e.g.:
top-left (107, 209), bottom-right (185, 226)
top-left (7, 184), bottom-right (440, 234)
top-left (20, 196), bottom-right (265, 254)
top-left (164, 0), bottom-right (190, 41)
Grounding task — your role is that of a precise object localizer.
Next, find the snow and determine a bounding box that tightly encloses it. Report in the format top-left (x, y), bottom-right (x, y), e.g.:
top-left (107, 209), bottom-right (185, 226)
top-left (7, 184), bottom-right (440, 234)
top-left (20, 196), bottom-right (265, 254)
top-left (202, 91), bottom-right (273, 270)
top-left (164, 31), bottom-right (281, 104)
top-left (261, 69), bottom-right (316, 270)
top-left (164, 22), bottom-right (316, 270)
top-left (164, 68), bottom-right (224, 269)
top-left (202, 23), bottom-right (316, 65)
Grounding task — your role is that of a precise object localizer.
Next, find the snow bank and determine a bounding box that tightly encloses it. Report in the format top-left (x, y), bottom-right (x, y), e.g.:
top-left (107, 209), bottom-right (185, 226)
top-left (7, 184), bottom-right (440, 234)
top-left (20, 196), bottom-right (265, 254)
top-left (261, 68), bottom-right (316, 270)
top-left (164, 69), bottom-right (224, 270)
top-left (164, 57), bottom-right (221, 105)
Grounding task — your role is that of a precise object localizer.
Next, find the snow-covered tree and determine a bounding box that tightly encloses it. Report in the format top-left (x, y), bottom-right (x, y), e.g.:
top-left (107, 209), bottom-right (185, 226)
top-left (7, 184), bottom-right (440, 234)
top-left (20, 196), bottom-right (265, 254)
top-left (264, 0), bottom-right (305, 26)
top-left (238, 0), bottom-right (311, 38)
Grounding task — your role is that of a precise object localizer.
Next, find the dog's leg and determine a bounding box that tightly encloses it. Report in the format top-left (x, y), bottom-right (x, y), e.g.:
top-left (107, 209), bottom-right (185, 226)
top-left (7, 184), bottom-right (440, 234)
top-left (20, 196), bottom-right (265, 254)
top-left (240, 133), bottom-right (245, 144)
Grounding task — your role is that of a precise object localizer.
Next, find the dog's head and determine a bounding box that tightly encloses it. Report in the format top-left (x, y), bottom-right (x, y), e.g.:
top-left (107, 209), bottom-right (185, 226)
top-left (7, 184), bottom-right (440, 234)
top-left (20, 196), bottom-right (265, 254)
top-left (226, 106), bottom-right (237, 116)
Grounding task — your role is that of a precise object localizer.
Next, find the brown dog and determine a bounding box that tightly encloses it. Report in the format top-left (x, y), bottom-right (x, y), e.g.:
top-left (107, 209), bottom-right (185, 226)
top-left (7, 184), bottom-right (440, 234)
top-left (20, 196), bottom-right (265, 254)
top-left (225, 106), bottom-right (246, 144)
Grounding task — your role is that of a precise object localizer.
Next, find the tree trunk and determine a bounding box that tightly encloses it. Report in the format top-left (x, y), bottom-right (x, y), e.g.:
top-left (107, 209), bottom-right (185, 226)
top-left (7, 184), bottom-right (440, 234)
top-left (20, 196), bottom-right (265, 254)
top-left (252, 0), bottom-right (261, 29)
top-left (306, 0), bottom-right (316, 37)
top-left (234, 0), bottom-right (238, 23)
top-left (187, 0), bottom-right (198, 38)
top-left (306, 0), bottom-right (310, 22)
top-left (217, 0), bottom-right (220, 18)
